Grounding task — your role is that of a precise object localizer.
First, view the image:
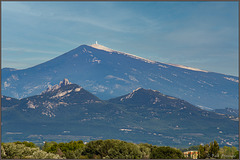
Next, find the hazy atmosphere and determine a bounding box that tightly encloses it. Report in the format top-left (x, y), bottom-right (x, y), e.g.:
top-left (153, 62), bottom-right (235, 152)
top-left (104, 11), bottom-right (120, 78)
top-left (1, 2), bottom-right (239, 159)
top-left (2, 1), bottom-right (238, 76)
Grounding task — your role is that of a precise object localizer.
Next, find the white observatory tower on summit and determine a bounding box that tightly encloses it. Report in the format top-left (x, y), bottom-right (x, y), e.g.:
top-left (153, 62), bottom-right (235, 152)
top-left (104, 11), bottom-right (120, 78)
top-left (90, 41), bottom-right (113, 52)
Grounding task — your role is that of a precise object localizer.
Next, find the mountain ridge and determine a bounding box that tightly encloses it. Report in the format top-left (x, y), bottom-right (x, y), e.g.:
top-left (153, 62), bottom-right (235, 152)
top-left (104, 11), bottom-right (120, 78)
top-left (1, 44), bottom-right (238, 110)
top-left (2, 44), bottom-right (236, 75)
top-left (2, 79), bottom-right (238, 147)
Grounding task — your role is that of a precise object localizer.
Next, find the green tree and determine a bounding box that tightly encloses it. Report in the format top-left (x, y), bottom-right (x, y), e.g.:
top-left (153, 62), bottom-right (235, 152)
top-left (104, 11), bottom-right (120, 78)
top-left (209, 140), bottom-right (220, 159)
top-left (198, 145), bottom-right (206, 159)
top-left (204, 144), bottom-right (210, 158)
top-left (1, 142), bottom-right (62, 159)
top-left (43, 140), bottom-right (85, 159)
top-left (138, 143), bottom-right (152, 159)
top-left (234, 150), bottom-right (239, 159)
top-left (42, 141), bottom-right (58, 153)
top-left (219, 146), bottom-right (238, 159)
top-left (1, 144), bottom-right (7, 159)
top-left (150, 146), bottom-right (184, 159)
top-left (14, 141), bottom-right (36, 148)
top-left (83, 139), bottom-right (142, 159)
top-left (83, 139), bottom-right (104, 158)
top-left (198, 144), bottom-right (209, 159)
top-left (30, 150), bottom-right (63, 159)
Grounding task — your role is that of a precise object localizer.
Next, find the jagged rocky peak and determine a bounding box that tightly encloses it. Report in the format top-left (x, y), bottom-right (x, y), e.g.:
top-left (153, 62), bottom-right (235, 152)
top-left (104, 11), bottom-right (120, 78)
top-left (41, 78), bottom-right (72, 94)
top-left (133, 87), bottom-right (144, 92)
top-left (59, 78), bottom-right (71, 87)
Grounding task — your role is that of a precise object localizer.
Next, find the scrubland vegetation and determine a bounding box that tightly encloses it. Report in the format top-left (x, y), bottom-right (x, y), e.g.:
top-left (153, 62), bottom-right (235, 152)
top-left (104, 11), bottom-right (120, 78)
top-left (1, 139), bottom-right (239, 159)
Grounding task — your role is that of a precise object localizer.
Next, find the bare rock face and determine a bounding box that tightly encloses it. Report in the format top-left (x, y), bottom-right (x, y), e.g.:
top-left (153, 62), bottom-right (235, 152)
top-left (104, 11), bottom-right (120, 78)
top-left (59, 78), bottom-right (71, 87)
top-left (41, 78), bottom-right (71, 94)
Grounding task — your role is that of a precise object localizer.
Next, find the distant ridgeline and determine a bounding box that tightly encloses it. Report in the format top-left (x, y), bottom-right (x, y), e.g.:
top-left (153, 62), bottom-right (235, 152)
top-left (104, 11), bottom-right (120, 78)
top-left (1, 140), bottom-right (239, 159)
top-left (2, 43), bottom-right (238, 111)
top-left (1, 79), bottom-right (238, 148)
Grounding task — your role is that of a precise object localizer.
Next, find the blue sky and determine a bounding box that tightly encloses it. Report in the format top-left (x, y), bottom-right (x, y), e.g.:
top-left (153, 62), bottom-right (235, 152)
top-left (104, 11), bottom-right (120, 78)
top-left (1, 1), bottom-right (239, 76)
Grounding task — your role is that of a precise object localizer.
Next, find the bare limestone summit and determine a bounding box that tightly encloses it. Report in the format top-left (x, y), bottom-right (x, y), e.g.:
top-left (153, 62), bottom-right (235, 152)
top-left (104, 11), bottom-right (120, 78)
top-left (41, 78), bottom-right (72, 94)
top-left (59, 78), bottom-right (71, 87)
top-left (1, 44), bottom-right (238, 110)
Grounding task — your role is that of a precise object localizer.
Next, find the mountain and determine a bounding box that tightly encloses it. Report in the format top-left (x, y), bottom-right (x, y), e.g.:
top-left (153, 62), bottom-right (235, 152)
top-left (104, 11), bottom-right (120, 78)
top-left (213, 108), bottom-right (239, 118)
top-left (108, 88), bottom-right (238, 146)
top-left (1, 43), bottom-right (238, 110)
top-left (1, 95), bottom-right (20, 111)
top-left (1, 80), bottom-right (238, 148)
top-left (15, 78), bottom-right (102, 118)
top-left (109, 87), bottom-right (194, 106)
